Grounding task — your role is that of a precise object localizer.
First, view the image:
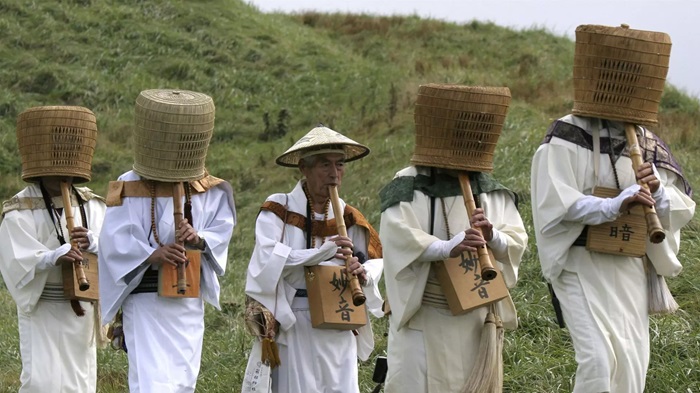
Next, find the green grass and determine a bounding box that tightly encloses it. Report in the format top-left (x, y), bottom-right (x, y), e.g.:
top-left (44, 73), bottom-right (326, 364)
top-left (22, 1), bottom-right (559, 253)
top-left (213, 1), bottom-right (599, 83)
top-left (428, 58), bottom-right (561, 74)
top-left (1, 1), bottom-right (699, 391)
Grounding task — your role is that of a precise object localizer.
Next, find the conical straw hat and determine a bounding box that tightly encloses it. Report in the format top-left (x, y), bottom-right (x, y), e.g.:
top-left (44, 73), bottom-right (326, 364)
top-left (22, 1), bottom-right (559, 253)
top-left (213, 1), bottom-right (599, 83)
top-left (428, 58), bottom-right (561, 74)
top-left (411, 84), bottom-right (511, 173)
top-left (16, 105), bottom-right (98, 183)
top-left (275, 125), bottom-right (370, 167)
top-left (572, 24), bottom-right (671, 126)
top-left (133, 89), bottom-right (215, 182)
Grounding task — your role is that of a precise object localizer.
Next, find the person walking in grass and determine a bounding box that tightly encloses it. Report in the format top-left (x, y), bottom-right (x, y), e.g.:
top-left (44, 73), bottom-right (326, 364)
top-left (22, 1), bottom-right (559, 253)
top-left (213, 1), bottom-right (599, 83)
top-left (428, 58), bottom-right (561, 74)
top-left (531, 24), bottom-right (695, 393)
top-left (242, 125), bottom-right (384, 393)
top-left (98, 89), bottom-right (236, 393)
top-left (0, 106), bottom-right (106, 393)
top-left (380, 84), bottom-right (528, 392)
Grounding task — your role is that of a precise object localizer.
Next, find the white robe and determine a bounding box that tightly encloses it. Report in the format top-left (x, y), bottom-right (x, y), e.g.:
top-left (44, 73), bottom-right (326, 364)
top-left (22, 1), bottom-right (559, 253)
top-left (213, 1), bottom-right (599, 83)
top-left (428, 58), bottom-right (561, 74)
top-left (98, 170), bottom-right (236, 393)
top-left (0, 183), bottom-right (105, 393)
top-left (242, 180), bottom-right (384, 393)
top-left (380, 166), bottom-right (528, 393)
top-left (531, 115), bottom-right (695, 393)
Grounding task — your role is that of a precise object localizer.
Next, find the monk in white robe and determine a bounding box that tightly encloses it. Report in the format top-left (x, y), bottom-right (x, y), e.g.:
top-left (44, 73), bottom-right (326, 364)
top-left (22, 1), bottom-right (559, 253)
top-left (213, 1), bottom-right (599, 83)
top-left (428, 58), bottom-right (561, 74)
top-left (380, 166), bottom-right (527, 392)
top-left (99, 170), bottom-right (236, 393)
top-left (242, 128), bottom-right (383, 393)
top-left (531, 115), bottom-right (695, 392)
top-left (0, 179), bottom-right (106, 393)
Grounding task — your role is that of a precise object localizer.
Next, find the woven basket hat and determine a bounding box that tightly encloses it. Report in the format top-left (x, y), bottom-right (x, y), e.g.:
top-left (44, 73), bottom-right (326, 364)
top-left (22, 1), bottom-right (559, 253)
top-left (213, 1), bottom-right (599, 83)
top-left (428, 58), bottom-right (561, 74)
top-left (411, 84), bottom-right (511, 173)
top-left (16, 106), bottom-right (98, 183)
top-left (572, 24), bottom-right (671, 126)
top-left (133, 89), bottom-right (215, 182)
top-left (275, 125), bottom-right (370, 167)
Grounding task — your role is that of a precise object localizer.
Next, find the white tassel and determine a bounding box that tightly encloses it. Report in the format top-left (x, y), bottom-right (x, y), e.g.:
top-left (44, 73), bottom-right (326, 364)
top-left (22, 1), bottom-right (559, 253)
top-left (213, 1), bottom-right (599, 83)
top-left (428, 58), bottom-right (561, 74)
top-left (461, 311), bottom-right (499, 393)
top-left (645, 257), bottom-right (679, 315)
top-left (494, 314), bottom-right (504, 393)
top-left (94, 301), bottom-right (110, 349)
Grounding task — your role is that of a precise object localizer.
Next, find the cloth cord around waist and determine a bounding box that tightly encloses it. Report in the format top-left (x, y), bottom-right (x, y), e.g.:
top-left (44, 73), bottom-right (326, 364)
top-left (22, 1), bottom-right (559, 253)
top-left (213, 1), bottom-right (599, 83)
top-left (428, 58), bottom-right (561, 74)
top-left (40, 282), bottom-right (67, 301)
top-left (422, 267), bottom-right (450, 310)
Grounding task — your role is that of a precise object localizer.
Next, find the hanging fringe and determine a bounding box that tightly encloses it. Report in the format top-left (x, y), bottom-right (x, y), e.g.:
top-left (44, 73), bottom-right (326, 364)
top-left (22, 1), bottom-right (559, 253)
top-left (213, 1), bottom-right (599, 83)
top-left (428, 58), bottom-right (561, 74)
top-left (461, 310), bottom-right (499, 393)
top-left (645, 257), bottom-right (679, 315)
top-left (244, 296), bottom-right (281, 369)
top-left (94, 301), bottom-right (110, 349)
top-left (494, 314), bottom-right (504, 393)
top-left (261, 337), bottom-right (281, 368)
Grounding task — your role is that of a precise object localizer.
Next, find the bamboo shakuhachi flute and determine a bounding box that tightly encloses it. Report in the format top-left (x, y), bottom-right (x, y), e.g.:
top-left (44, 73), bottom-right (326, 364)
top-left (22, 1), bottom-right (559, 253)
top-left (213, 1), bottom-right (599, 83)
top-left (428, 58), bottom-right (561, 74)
top-left (60, 180), bottom-right (90, 291)
top-left (624, 123), bottom-right (665, 244)
top-left (173, 182), bottom-right (188, 294)
top-left (458, 172), bottom-right (498, 281)
top-left (328, 185), bottom-right (366, 306)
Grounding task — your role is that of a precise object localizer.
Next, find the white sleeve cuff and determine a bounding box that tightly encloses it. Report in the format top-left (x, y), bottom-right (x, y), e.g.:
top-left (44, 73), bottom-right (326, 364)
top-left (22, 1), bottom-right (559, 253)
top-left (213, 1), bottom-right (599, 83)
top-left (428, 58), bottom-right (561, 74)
top-left (362, 273), bottom-right (374, 288)
top-left (85, 230), bottom-right (99, 253)
top-left (286, 241), bottom-right (338, 267)
top-left (565, 184), bottom-right (640, 225)
top-left (417, 231), bottom-right (466, 262)
top-left (38, 243), bottom-right (72, 271)
top-left (651, 184), bottom-right (670, 218)
top-left (486, 228), bottom-right (508, 257)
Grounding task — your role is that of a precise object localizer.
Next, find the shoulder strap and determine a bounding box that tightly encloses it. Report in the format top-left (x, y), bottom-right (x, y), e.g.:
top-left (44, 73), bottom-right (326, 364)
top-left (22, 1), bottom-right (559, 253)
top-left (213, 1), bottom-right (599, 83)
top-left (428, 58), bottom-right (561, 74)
top-left (344, 205), bottom-right (383, 259)
top-left (260, 201), bottom-right (358, 239)
top-left (2, 196), bottom-right (45, 215)
top-left (38, 182), bottom-right (66, 245)
top-left (261, 201), bottom-right (307, 231)
top-left (260, 200), bottom-right (382, 259)
top-left (106, 175), bottom-right (224, 207)
top-left (593, 121), bottom-right (601, 186)
top-left (72, 185), bottom-right (89, 230)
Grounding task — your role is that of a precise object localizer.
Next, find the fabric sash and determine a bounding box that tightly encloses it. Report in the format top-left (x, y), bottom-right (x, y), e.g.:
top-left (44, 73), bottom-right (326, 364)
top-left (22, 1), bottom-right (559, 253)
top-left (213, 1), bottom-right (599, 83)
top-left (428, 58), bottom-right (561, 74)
top-left (542, 120), bottom-right (692, 197)
top-left (2, 187), bottom-right (104, 215)
top-left (105, 175), bottom-right (225, 207)
top-left (132, 269), bottom-right (159, 294)
top-left (260, 201), bottom-right (382, 259)
top-left (421, 272), bottom-right (450, 310)
top-left (379, 171), bottom-right (517, 212)
top-left (40, 283), bottom-right (67, 301)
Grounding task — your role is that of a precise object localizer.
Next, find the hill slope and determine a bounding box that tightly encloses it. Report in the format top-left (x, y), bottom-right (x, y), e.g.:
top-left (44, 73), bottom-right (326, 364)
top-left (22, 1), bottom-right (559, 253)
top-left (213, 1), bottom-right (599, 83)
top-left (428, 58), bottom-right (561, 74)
top-left (1, 1), bottom-right (698, 391)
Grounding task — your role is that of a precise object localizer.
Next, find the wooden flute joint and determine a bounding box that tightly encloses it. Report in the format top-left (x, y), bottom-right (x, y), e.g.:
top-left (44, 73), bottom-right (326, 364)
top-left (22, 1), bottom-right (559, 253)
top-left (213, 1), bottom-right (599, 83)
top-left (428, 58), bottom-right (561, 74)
top-left (173, 182), bottom-right (188, 294)
top-left (328, 185), bottom-right (366, 307)
top-left (623, 123), bottom-right (665, 244)
top-left (457, 172), bottom-right (499, 281)
top-left (60, 180), bottom-right (91, 291)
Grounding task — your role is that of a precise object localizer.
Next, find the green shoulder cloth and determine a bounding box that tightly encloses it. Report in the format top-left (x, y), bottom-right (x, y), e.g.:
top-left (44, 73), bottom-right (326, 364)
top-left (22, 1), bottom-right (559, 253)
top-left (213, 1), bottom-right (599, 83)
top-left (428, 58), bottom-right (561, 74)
top-left (379, 171), bottom-right (516, 212)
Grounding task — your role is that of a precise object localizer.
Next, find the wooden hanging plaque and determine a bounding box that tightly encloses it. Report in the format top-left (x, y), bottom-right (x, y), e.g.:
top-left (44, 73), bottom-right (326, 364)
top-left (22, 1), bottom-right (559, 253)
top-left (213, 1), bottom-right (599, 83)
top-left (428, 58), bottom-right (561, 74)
top-left (62, 251), bottom-right (99, 301)
top-left (305, 265), bottom-right (368, 330)
top-left (158, 249), bottom-right (201, 298)
top-left (433, 248), bottom-right (509, 316)
top-left (586, 186), bottom-right (647, 257)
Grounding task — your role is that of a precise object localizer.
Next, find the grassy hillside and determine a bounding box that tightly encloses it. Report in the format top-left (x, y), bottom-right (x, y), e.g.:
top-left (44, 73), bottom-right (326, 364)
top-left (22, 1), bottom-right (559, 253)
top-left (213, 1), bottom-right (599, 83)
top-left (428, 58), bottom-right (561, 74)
top-left (1, 0), bottom-right (699, 391)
